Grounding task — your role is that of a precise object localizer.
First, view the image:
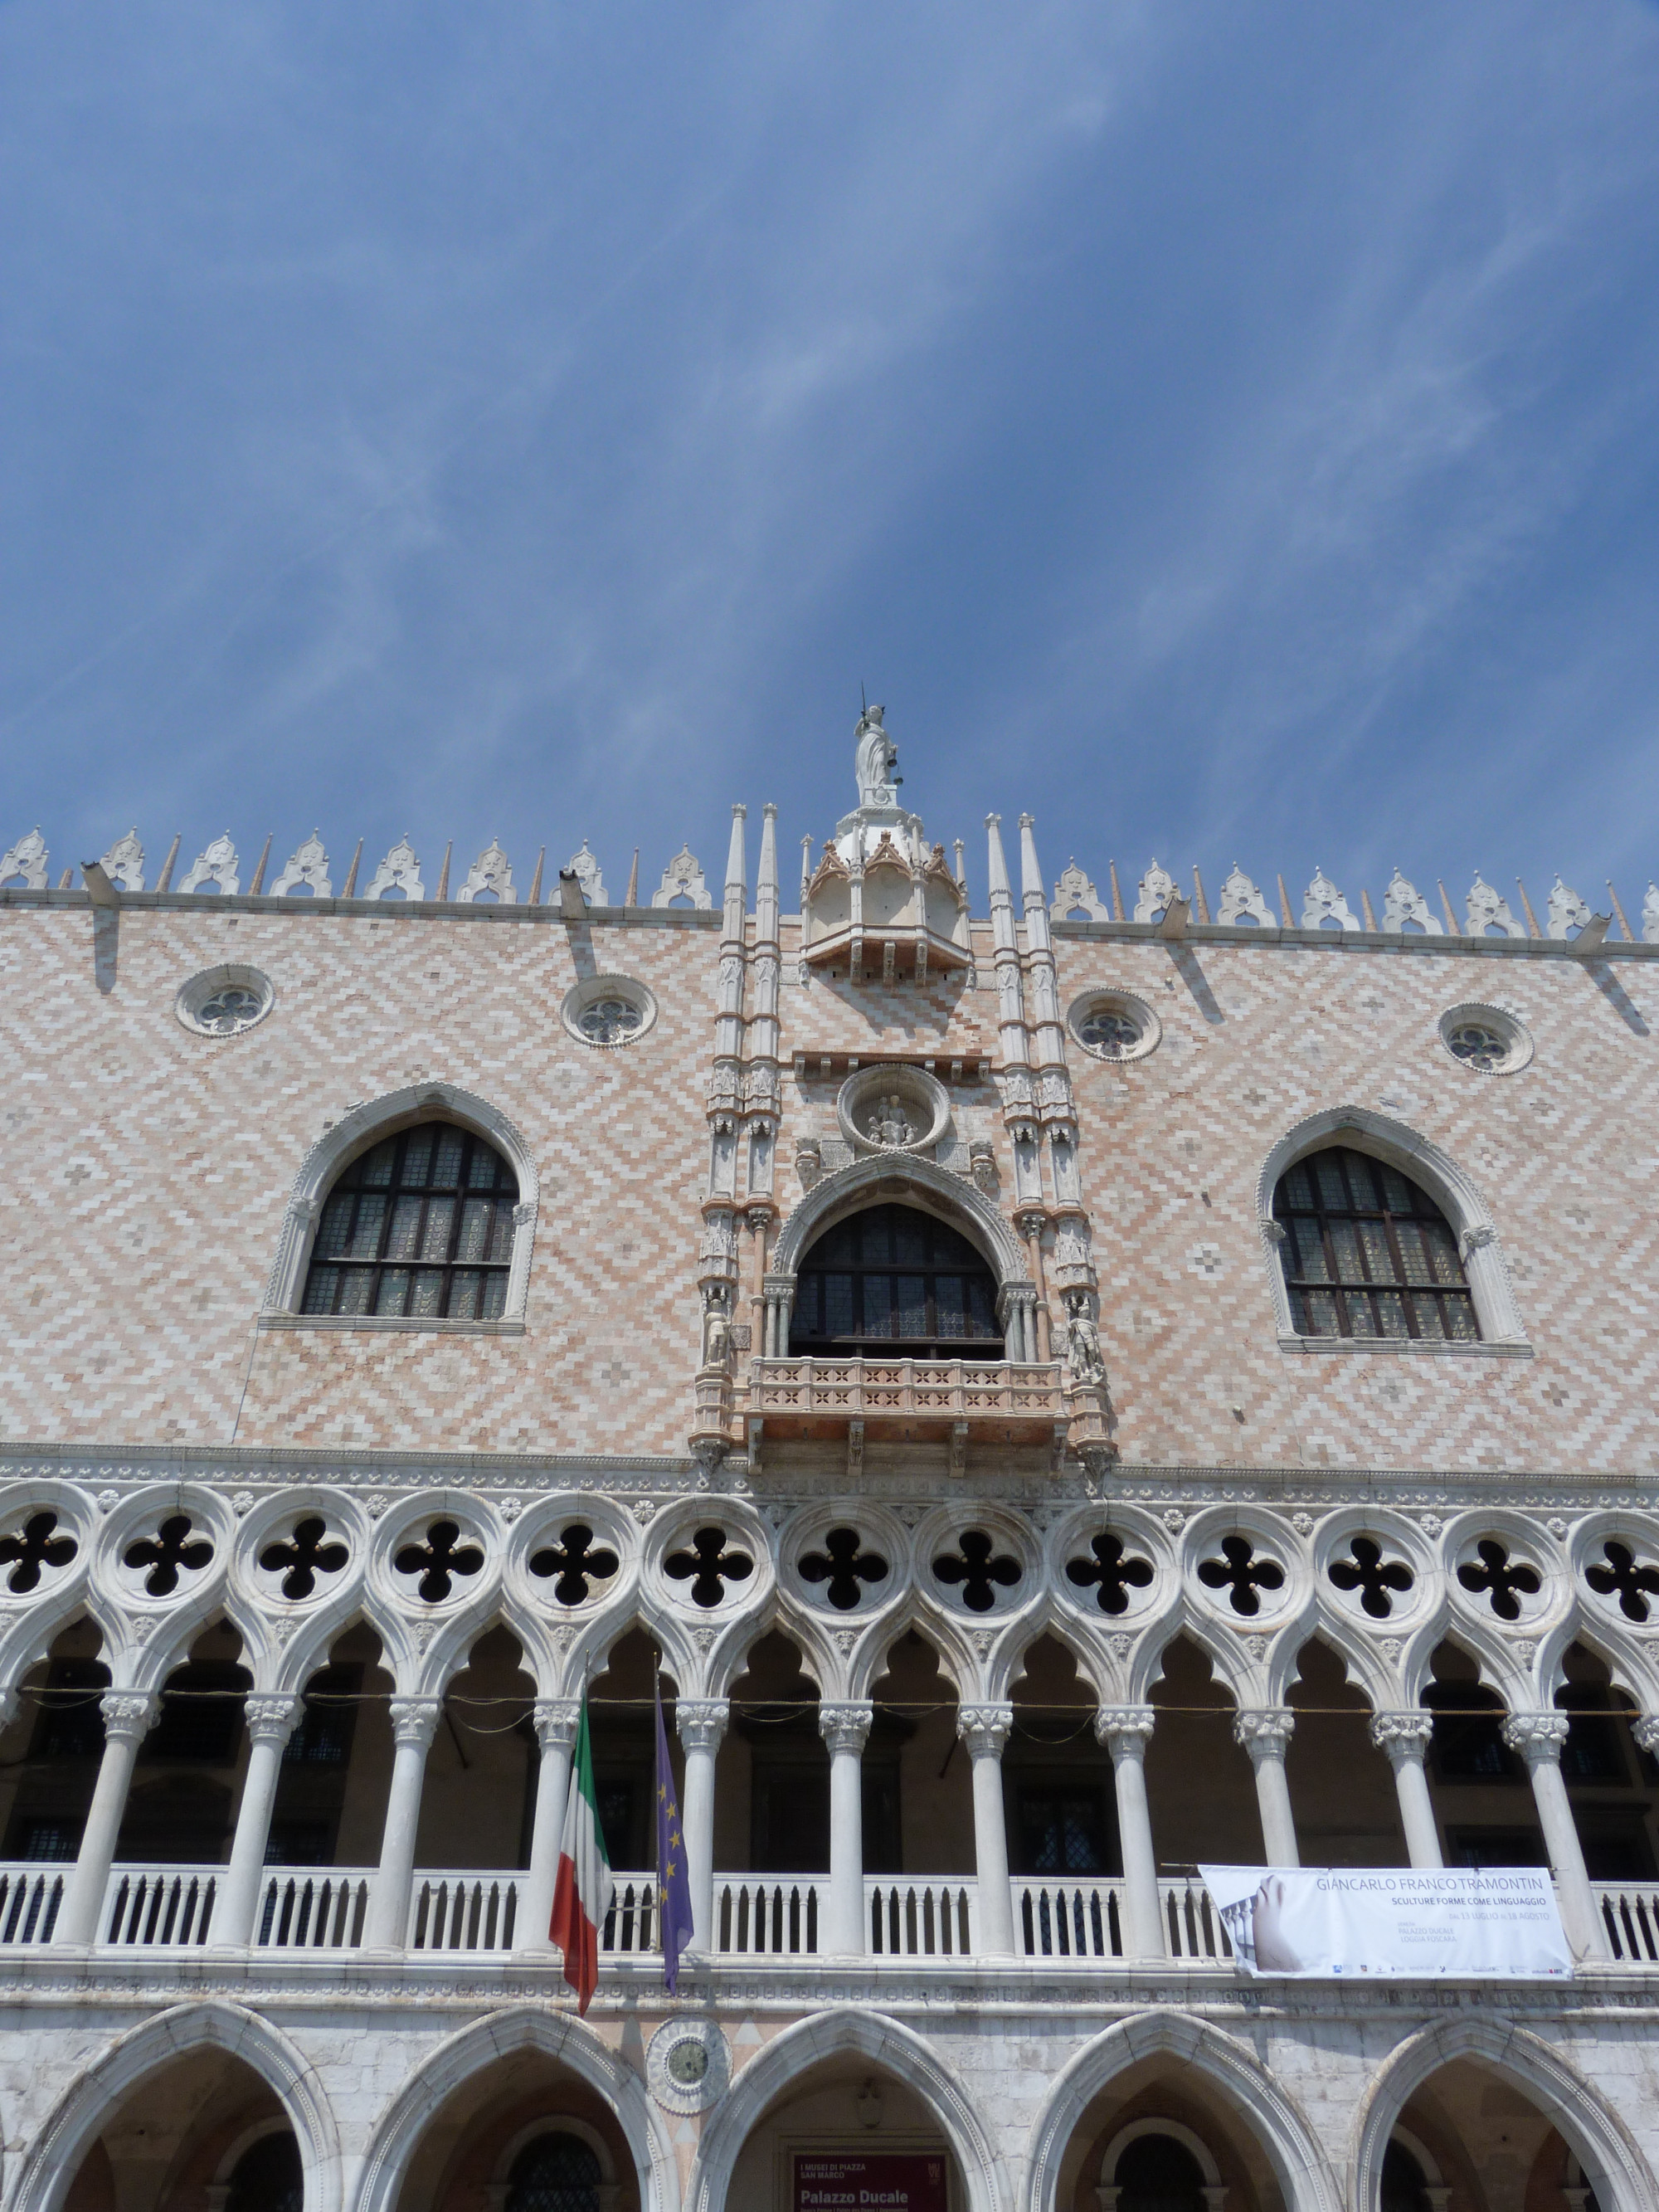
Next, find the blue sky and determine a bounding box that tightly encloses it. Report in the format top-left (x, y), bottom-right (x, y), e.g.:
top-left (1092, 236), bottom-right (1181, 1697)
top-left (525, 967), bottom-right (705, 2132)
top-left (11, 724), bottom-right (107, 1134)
top-left (3, 2), bottom-right (1659, 916)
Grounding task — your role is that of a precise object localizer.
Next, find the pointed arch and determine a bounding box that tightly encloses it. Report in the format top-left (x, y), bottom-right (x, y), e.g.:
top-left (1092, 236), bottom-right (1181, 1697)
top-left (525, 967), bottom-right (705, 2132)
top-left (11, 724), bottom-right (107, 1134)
top-left (1350, 2015), bottom-right (1657, 2212)
top-left (1021, 2009), bottom-right (1339, 2212)
top-left (1256, 1105), bottom-right (1527, 1346)
top-left (352, 2003), bottom-right (677, 2212)
top-left (990, 1605), bottom-right (1112, 1708)
top-left (8, 2001), bottom-right (341, 2212)
top-left (260, 1080), bottom-right (540, 1323)
top-left (686, 2006), bottom-right (1008, 2212)
top-left (848, 1598), bottom-right (981, 1703)
top-left (771, 1153), bottom-right (1030, 1289)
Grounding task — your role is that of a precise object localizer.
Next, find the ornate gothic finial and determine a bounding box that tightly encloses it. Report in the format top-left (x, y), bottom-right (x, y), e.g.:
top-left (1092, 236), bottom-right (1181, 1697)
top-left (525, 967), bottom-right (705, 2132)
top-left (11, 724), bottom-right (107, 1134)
top-left (854, 702), bottom-right (899, 810)
top-left (98, 828), bottom-right (145, 893)
top-left (1301, 866), bottom-right (1360, 932)
top-left (366, 836), bottom-right (424, 902)
top-left (624, 847), bottom-right (640, 907)
top-left (1216, 864), bottom-right (1272, 927)
top-left (565, 840), bottom-right (606, 906)
top-left (271, 831), bottom-right (332, 898)
top-left (458, 839), bottom-right (516, 904)
top-left (1546, 875), bottom-right (1593, 941)
top-left (1381, 868), bottom-right (1441, 934)
top-left (1466, 873), bottom-right (1525, 939)
top-left (178, 833), bottom-right (240, 896)
top-left (1050, 860), bottom-right (1109, 922)
top-left (1132, 859), bottom-right (1175, 924)
top-left (0, 828), bottom-right (50, 890)
top-left (651, 845), bottom-right (713, 909)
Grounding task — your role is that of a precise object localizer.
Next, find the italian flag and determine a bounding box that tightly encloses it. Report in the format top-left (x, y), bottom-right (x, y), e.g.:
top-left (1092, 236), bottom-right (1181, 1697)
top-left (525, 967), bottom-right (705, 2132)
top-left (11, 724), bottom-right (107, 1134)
top-left (549, 1698), bottom-right (613, 2013)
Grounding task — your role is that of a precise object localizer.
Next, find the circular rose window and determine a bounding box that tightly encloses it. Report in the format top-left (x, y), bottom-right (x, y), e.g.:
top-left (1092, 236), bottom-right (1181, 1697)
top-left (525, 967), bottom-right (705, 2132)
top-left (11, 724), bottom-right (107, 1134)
top-left (175, 965), bottom-right (275, 1038)
top-left (1068, 989), bottom-right (1160, 1064)
top-left (1438, 1002), bottom-right (1531, 1076)
top-left (560, 973), bottom-right (658, 1049)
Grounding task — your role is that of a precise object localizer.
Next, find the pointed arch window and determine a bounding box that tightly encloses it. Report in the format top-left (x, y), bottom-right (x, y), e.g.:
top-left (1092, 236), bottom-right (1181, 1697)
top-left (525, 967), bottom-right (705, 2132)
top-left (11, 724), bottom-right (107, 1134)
top-left (1273, 1147), bottom-right (1477, 1342)
top-left (302, 1122), bottom-right (518, 1320)
top-left (789, 1202), bottom-right (1002, 1360)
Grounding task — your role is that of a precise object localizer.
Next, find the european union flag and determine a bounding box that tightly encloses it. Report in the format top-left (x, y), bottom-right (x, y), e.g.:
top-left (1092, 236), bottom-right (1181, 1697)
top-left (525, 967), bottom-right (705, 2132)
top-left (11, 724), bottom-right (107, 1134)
top-left (654, 1674), bottom-right (694, 1992)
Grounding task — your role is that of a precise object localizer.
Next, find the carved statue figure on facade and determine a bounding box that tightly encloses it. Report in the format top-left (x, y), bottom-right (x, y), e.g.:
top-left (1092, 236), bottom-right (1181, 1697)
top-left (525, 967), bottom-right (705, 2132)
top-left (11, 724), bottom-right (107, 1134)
top-left (866, 1094), bottom-right (915, 1148)
top-left (1063, 1296), bottom-right (1107, 1387)
top-left (854, 704), bottom-right (900, 810)
top-left (701, 1284), bottom-right (732, 1369)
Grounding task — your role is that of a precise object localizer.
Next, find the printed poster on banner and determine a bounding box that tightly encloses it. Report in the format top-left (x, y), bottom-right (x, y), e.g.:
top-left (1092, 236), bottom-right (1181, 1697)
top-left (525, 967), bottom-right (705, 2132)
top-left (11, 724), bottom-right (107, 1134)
top-left (1199, 1864), bottom-right (1571, 1978)
top-left (793, 2150), bottom-right (950, 2211)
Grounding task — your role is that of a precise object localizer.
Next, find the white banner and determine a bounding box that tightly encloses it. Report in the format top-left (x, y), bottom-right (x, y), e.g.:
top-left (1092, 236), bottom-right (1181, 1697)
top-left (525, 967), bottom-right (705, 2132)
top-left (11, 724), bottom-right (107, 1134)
top-left (1199, 1864), bottom-right (1571, 1978)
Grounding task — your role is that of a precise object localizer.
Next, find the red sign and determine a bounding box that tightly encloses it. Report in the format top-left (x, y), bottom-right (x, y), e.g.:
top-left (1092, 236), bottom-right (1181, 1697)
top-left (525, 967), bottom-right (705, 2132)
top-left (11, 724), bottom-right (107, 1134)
top-left (794, 2152), bottom-right (949, 2212)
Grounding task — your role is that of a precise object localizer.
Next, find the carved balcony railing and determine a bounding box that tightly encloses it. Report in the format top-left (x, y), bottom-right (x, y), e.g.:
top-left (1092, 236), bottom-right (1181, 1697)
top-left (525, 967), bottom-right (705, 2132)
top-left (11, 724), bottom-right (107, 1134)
top-left (0, 1864), bottom-right (1644, 1976)
top-left (746, 1357), bottom-right (1077, 1466)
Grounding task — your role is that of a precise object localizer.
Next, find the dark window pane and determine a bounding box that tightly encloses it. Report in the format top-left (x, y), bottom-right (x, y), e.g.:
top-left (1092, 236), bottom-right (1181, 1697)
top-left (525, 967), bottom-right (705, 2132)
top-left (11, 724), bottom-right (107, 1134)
top-left (824, 1274), bottom-right (854, 1337)
top-left (897, 1275), bottom-right (927, 1337)
top-left (299, 1123), bottom-right (518, 1323)
top-left (1276, 1146), bottom-right (1477, 1343)
top-left (791, 1204), bottom-right (1005, 1358)
top-left (374, 1269), bottom-right (411, 1318)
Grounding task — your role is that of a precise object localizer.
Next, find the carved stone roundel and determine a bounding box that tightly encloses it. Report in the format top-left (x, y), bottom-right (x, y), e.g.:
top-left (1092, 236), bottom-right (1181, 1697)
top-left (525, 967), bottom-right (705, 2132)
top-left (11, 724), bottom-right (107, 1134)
top-left (175, 965), bottom-right (275, 1039)
top-left (646, 2017), bottom-right (729, 2112)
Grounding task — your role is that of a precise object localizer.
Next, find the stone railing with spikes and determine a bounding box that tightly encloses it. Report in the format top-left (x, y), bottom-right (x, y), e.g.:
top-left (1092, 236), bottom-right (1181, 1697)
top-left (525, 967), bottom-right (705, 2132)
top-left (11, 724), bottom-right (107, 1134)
top-left (1048, 856), bottom-right (1659, 946)
top-left (0, 829), bottom-right (722, 914)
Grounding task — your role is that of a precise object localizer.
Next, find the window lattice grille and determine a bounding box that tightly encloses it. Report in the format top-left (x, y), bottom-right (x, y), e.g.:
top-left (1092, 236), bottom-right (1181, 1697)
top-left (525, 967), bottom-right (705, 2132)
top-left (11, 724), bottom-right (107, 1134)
top-left (1272, 1147), bottom-right (1477, 1343)
top-left (302, 1123), bottom-right (518, 1322)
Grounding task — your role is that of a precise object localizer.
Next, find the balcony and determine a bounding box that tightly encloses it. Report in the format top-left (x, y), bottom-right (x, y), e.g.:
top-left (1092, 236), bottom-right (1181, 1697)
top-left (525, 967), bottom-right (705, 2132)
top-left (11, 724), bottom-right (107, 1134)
top-left (6, 1863), bottom-right (1656, 1971)
top-left (746, 1357), bottom-right (1076, 1465)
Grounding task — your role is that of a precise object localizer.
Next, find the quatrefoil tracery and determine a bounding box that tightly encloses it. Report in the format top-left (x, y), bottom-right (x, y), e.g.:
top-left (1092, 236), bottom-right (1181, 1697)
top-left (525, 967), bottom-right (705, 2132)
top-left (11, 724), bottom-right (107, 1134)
top-left (529, 1524), bottom-right (620, 1606)
top-left (933, 1530), bottom-right (1024, 1614)
top-left (798, 1527), bottom-right (890, 1611)
top-left (0, 1510), bottom-right (77, 1595)
top-left (1457, 1537), bottom-right (1541, 1623)
top-left (258, 1517), bottom-right (349, 1601)
top-left (124, 1515), bottom-right (214, 1597)
top-left (1196, 1535), bottom-right (1285, 1617)
top-left (1064, 1532), bottom-right (1155, 1615)
top-left (393, 1520), bottom-right (485, 1604)
top-left (664, 1527), bottom-right (754, 1609)
top-left (1585, 1540), bottom-right (1659, 1624)
top-left (1327, 1536), bottom-right (1415, 1620)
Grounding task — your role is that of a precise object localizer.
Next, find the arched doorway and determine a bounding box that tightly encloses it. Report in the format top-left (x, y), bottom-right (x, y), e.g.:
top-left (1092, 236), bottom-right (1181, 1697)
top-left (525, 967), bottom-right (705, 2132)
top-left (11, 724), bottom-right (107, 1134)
top-left (55, 2046), bottom-right (299, 2212)
top-left (1108, 2129), bottom-right (1209, 2212)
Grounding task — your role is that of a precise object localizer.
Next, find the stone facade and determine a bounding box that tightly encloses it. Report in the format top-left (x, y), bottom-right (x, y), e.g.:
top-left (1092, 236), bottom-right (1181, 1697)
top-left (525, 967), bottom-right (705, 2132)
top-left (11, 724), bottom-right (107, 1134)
top-left (1, 756), bottom-right (1657, 2212)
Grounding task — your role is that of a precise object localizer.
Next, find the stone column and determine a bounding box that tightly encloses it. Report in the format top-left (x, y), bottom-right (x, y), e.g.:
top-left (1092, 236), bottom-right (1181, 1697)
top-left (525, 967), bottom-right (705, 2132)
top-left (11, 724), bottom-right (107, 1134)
top-left (957, 1704), bottom-right (1016, 1956)
top-left (1096, 1707), bottom-right (1165, 1959)
top-left (1015, 1211), bottom-right (1053, 1363)
top-left (362, 1696), bottom-right (441, 1951)
top-left (1369, 1712), bottom-right (1443, 1869)
top-left (678, 1698), bottom-right (728, 1953)
top-left (207, 1693), bottom-right (300, 1946)
top-left (819, 1702), bottom-right (872, 1955)
top-left (54, 1690), bottom-right (158, 1946)
top-left (1502, 1713), bottom-right (1608, 1961)
top-left (1233, 1708), bottom-right (1298, 1867)
top-left (518, 1698), bottom-right (580, 1953)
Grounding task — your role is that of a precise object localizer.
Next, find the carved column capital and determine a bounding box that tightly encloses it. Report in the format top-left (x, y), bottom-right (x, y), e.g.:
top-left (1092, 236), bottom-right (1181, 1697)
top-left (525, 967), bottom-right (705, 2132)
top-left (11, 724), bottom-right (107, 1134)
top-left (818, 1700), bottom-right (873, 1756)
top-left (533, 1698), bottom-right (581, 1753)
top-left (1632, 1715), bottom-right (1659, 1756)
top-left (244, 1693), bottom-right (301, 1745)
top-left (1501, 1712), bottom-right (1569, 1765)
top-left (957, 1703), bottom-right (1014, 1758)
top-left (1014, 1208), bottom-right (1050, 1243)
top-left (1368, 1711), bottom-right (1435, 1764)
top-left (100, 1690), bottom-right (158, 1741)
top-left (389, 1695), bottom-right (443, 1748)
top-left (1095, 1705), bottom-right (1156, 1757)
top-left (677, 1698), bottom-right (729, 1753)
top-left (1232, 1707), bottom-right (1295, 1760)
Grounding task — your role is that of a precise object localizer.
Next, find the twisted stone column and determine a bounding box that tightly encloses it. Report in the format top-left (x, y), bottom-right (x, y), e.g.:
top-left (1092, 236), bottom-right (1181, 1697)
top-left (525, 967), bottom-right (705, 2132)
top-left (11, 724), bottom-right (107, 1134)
top-left (54, 1690), bottom-right (158, 1946)
top-left (958, 1704), bottom-right (1015, 1956)
top-left (678, 1698), bottom-right (729, 1952)
top-left (819, 1702), bottom-right (873, 1955)
top-left (363, 1696), bottom-right (441, 1950)
top-left (1096, 1706), bottom-right (1164, 1959)
top-left (1501, 1713), bottom-right (1608, 1960)
top-left (1369, 1712), bottom-right (1443, 1869)
top-left (1233, 1708), bottom-right (1298, 1867)
top-left (208, 1693), bottom-right (300, 1946)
